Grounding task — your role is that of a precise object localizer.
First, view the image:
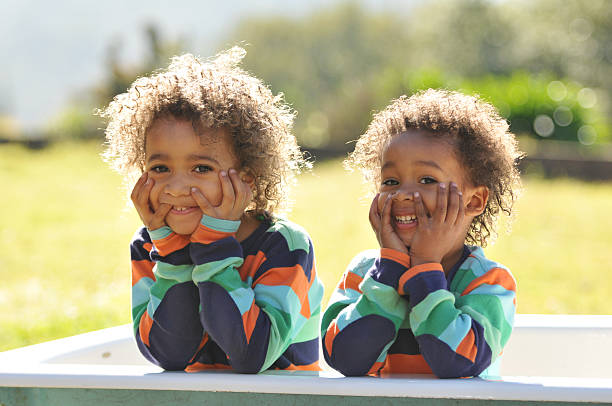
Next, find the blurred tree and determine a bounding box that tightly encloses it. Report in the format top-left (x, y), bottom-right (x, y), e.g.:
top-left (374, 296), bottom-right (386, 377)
top-left (47, 24), bottom-right (186, 140)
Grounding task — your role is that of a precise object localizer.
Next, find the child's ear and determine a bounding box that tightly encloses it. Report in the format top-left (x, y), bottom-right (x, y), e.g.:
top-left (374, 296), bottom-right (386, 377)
top-left (465, 185), bottom-right (489, 217)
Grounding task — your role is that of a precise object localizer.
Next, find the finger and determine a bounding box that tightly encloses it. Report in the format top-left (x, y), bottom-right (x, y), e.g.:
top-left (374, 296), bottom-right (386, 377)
top-left (414, 191), bottom-right (428, 226)
top-left (381, 193), bottom-right (394, 230)
top-left (446, 182), bottom-right (460, 223)
top-left (434, 182), bottom-right (447, 223)
top-left (191, 187), bottom-right (213, 213)
top-left (150, 203), bottom-right (171, 229)
top-left (455, 188), bottom-right (465, 227)
top-left (368, 194), bottom-right (382, 231)
top-left (228, 169), bottom-right (246, 210)
top-left (130, 172), bottom-right (148, 203)
top-left (219, 170), bottom-right (235, 208)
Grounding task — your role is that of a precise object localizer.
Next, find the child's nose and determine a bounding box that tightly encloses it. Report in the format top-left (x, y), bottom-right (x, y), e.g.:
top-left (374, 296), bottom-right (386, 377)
top-left (164, 174), bottom-right (192, 196)
top-left (394, 185), bottom-right (416, 201)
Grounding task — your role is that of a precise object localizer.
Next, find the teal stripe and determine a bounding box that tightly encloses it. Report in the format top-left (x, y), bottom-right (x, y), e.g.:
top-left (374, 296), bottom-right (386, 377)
top-left (465, 284), bottom-right (516, 325)
top-left (201, 215), bottom-right (240, 232)
top-left (146, 294), bottom-right (161, 317)
top-left (437, 313), bottom-right (473, 351)
top-left (192, 256), bottom-right (243, 283)
top-left (293, 308), bottom-right (320, 342)
top-left (457, 303), bottom-right (504, 359)
top-left (409, 289), bottom-right (452, 333)
top-left (132, 303), bottom-right (147, 333)
top-left (132, 277), bottom-right (154, 308)
top-left (307, 278), bottom-right (325, 314)
top-left (253, 284), bottom-right (301, 316)
top-left (336, 306), bottom-right (362, 331)
top-left (154, 263), bottom-right (193, 283)
top-left (148, 226), bottom-right (172, 240)
top-left (228, 286), bottom-right (255, 315)
top-left (274, 222), bottom-right (310, 252)
top-left (259, 306), bottom-right (295, 371)
top-left (359, 274), bottom-right (408, 324)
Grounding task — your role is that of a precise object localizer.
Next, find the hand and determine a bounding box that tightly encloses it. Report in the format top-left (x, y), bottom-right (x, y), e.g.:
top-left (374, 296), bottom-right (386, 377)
top-left (131, 172), bottom-right (172, 230)
top-left (190, 169), bottom-right (253, 221)
top-left (369, 193), bottom-right (408, 254)
top-left (409, 182), bottom-right (465, 267)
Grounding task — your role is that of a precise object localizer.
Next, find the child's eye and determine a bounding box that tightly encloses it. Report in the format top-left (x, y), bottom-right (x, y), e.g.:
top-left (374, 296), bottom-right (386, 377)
top-left (194, 165), bottom-right (213, 174)
top-left (419, 176), bottom-right (437, 184)
top-left (382, 179), bottom-right (399, 186)
top-left (151, 165), bottom-right (169, 173)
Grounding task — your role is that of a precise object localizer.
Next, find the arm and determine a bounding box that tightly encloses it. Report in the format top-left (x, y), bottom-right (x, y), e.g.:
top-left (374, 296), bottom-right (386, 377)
top-left (131, 227), bottom-right (204, 370)
top-left (398, 252), bottom-right (516, 378)
top-left (321, 249), bottom-right (410, 376)
top-left (190, 217), bottom-right (321, 373)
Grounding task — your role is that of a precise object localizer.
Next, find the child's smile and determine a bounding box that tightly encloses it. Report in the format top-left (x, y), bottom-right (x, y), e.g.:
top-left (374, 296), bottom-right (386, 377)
top-left (378, 129), bottom-right (469, 247)
top-left (144, 118), bottom-right (241, 235)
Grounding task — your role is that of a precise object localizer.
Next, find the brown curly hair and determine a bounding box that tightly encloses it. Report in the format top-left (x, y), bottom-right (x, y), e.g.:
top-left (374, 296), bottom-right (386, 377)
top-left (346, 89), bottom-right (523, 247)
top-left (101, 47), bottom-right (308, 215)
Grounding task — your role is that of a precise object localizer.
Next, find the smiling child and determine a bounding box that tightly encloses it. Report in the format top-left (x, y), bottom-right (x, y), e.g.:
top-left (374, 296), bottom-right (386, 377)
top-left (102, 48), bottom-right (323, 373)
top-left (321, 89), bottom-right (523, 378)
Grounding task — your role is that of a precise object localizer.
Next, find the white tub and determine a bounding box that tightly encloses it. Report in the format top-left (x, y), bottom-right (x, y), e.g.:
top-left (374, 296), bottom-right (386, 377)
top-left (1, 314), bottom-right (611, 405)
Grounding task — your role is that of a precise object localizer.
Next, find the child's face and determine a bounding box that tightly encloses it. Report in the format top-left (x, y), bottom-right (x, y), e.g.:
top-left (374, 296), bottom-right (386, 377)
top-left (377, 129), bottom-right (472, 247)
top-left (144, 118), bottom-right (241, 235)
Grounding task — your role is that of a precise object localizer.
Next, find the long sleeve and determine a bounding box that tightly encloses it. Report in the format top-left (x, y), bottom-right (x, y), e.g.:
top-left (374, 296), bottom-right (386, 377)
top-left (130, 227), bottom-right (203, 370)
top-left (398, 247), bottom-right (516, 378)
top-left (321, 249), bottom-right (410, 376)
top-left (190, 216), bottom-right (323, 374)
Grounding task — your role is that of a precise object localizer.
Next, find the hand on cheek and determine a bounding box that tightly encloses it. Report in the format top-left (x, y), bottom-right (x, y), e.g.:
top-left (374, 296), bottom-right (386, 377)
top-left (130, 172), bottom-right (172, 230)
top-left (409, 182), bottom-right (466, 267)
top-left (191, 168), bottom-right (253, 222)
top-left (369, 193), bottom-right (409, 254)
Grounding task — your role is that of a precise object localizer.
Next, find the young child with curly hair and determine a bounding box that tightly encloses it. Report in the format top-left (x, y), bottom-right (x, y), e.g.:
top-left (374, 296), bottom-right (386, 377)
top-left (321, 89), bottom-right (522, 378)
top-left (102, 47), bottom-right (323, 373)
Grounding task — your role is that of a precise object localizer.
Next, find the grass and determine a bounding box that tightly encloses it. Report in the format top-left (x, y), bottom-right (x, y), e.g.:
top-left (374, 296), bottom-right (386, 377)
top-left (1, 141), bottom-right (611, 351)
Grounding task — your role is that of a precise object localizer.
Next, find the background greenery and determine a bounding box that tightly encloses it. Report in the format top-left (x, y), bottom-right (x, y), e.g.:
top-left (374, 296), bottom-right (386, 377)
top-left (1, 141), bottom-right (611, 352)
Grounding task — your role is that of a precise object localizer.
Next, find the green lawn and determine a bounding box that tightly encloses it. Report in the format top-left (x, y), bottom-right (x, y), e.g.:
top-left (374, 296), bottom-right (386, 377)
top-left (1, 141), bottom-right (611, 351)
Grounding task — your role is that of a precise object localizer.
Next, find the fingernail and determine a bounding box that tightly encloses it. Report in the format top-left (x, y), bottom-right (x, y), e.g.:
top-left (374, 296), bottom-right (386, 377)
top-left (439, 183), bottom-right (446, 189)
top-left (414, 191), bottom-right (420, 198)
top-left (145, 179), bottom-right (151, 185)
top-left (451, 182), bottom-right (457, 188)
top-left (229, 168), bottom-right (236, 174)
top-left (191, 187), bottom-right (197, 193)
top-left (221, 171), bottom-right (227, 177)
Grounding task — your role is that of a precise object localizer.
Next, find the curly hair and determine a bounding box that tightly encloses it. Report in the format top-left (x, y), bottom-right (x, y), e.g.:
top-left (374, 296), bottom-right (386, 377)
top-left (101, 47), bottom-right (308, 215)
top-left (346, 89), bottom-right (523, 247)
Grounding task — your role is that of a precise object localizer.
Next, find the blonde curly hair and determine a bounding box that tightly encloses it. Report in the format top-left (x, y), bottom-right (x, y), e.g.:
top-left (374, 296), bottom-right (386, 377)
top-left (347, 89), bottom-right (523, 247)
top-left (101, 47), bottom-right (308, 215)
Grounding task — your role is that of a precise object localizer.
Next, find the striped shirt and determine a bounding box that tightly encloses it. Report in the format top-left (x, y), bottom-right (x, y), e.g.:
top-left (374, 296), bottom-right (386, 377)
top-left (321, 246), bottom-right (516, 378)
top-left (131, 215), bottom-right (324, 373)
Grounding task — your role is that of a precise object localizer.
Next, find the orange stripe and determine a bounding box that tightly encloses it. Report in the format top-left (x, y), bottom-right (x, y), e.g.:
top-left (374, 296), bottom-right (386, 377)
top-left (191, 224), bottom-right (235, 245)
top-left (455, 329), bottom-right (478, 362)
top-left (380, 248), bottom-right (411, 268)
top-left (324, 321), bottom-right (340, 357)
top-left (188, 333), bottom-right (210, 363)
top-left (398, 263), bottom-right (443, 295)
top-left (185, 362), bottom-right (232, 372)
top-left (255, 265), bottom-right (311, 304)
top-left (367, 361), bottom-right (385, 376)
top-left (152, 233), bottom-right (190, 256)
top-left (379, 354), bottom-right (433, 375)
top-left (139, 311), bottom-right (154, 347)
top-left (143, 242), bottom-right (153, 253)
top-left (241, 302), bottom-right (260, 344)
top-left (131, 260), bottom-right (155, 286)
top-left (342, 271), bottom-right (363, 293)
top-left (461, 267), bottom-right (517, 296)
top-left (239, 251), bottom-right (267, 281)
top-left (279, 360), bottom-right (321, 371)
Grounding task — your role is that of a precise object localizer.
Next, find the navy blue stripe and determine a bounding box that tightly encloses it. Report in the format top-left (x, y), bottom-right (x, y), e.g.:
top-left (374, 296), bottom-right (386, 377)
top-left (388, 328), bottom-right (420, 355)
top-left (402, 270), bottom-right (447, 305)
top-left (280, 337), bottom-right (319, 366)
top-left (369, 257), bottom-right (407, 289)
top-left (190, 237), bottom-right (243, 265)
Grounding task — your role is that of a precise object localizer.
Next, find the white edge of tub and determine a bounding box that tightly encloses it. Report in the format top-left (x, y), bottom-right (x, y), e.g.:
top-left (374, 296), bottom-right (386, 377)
top-left (0, 314), bottom-right (611, 403)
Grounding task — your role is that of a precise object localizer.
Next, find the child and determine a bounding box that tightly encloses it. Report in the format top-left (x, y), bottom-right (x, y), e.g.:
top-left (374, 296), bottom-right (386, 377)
top-left (321, 89), bottom-right (522, 378)
top-left (102, 47), bottom-right (324, 373)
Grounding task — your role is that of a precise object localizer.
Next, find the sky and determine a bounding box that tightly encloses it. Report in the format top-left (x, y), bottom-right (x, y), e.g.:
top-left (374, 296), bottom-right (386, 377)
top-left (0, 0), bottom-right (412, 133)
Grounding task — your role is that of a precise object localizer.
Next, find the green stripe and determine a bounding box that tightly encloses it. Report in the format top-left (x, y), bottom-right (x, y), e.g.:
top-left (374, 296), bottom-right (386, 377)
top-left (410, 289), bottom-right (453, 333)
top-left (148, 226), bottom-right (172, 240)
top-left (132, 303), bottom-right (147, 334)
top-left (260, 305), bottom-right (295, 371)
top-left (154, 263), bottom-right (193, 283)
top-left (200, 215), bottom-right (240, 232)
top-left (358, 275), bottom-right (408, 327)
top-left (293, 308), bottom-right (320, 342)
top-left (192, 256), bottom-right (243, 283)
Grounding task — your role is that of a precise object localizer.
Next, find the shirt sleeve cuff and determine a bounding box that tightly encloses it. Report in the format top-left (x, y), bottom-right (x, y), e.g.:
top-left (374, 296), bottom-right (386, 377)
top-left (148, 226), bottom-right (190, 257)
top-left (397, 263), bottom-right (446, 299)
top-left (190, 215), bottom-right (241, 244)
